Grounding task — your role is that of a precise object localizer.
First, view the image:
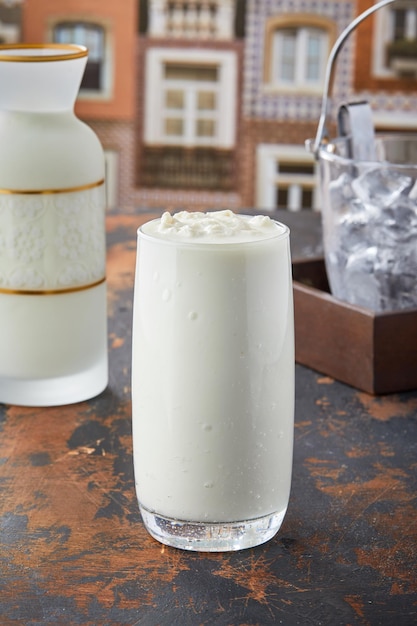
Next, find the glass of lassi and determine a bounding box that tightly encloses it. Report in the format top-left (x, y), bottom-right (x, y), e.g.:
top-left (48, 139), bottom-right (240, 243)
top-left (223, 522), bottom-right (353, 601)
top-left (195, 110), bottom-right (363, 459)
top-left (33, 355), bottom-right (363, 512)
top-left (132, 210), bottom-right (294, 551)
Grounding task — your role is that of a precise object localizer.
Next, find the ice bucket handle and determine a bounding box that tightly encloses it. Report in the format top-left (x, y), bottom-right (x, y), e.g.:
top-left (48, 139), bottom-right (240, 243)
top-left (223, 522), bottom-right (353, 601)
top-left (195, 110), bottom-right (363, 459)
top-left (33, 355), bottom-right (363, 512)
top-left (307, 0), bottom-right (398, 159)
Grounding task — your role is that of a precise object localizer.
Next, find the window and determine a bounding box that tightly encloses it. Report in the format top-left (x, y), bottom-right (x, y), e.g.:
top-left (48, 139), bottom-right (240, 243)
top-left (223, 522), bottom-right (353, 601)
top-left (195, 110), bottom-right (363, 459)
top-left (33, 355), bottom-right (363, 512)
top-left (162, 63), bottom-right (219, 144)
top-left (264, 15), bottom-right (334, 94)
top-left (373, 2), bottom-right (417, 78)
top-left (53, 22), bottom-right (109, 95)
top-left (273, 27), bottom-right (327, 88)
top-left (392, 2), bottom-right (417, 40)
top-left (275, 162), bottom-right (316, 211)
top-left (144, 48), bottom-right (237, 148)
top-left (256, 145), bottom-right (319, 212)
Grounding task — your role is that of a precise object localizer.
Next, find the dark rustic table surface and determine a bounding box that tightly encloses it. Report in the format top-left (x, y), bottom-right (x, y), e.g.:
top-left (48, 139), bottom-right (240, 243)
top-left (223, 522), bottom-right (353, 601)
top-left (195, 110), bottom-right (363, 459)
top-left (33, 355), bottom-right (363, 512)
top-left (1, 211), bottom-right (416, 626)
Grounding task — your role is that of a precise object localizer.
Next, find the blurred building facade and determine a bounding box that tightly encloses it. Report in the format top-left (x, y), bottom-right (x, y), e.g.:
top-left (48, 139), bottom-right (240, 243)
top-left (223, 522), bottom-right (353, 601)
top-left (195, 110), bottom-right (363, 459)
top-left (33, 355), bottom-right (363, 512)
top-left (7, 0), bottom-right (417, 212)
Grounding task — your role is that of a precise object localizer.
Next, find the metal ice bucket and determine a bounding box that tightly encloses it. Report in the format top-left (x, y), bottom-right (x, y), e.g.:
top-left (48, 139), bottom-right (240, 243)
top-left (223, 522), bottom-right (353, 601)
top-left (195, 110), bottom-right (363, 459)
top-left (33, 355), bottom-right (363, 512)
top-left (307, 0), bottom-right (417, 312)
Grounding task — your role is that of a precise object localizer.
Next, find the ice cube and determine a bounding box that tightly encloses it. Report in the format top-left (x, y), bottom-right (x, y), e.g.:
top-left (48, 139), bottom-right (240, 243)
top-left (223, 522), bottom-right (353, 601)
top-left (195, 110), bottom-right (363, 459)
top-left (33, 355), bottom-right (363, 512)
top-left (328, 171), bottom-right (355, 215)
top-left (325, 250), bottom-right (348, 300)
top-left (408, 179), bottom-right (417, 201)
top-left (343, 246), bottom-right (381, 309)
top-left (352, 167), bottom-right (413, 208)
top-left (380, 199), bottom-right (417, 244)
top-left (375, 246), bottom-right (417, 311)
top-left (337, 199), bottom-right (378, 251)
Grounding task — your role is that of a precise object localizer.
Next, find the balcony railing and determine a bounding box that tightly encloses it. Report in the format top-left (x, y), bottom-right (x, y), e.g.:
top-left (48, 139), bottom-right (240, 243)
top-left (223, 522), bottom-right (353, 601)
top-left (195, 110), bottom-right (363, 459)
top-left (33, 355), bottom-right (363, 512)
top-left (140, 146), bottom-right (236, 191)
top-left (149, 0), bottom-right (235, 40)
top-left (387, 39), bottom-right (417, 76)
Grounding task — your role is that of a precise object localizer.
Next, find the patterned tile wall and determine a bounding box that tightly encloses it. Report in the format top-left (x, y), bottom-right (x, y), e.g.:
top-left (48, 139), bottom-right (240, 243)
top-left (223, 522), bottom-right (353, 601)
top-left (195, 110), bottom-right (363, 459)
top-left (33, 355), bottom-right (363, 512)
top-left (243, 0), bottom-right (355, 124)
top-left (243, 0), bottom-right (417, 127)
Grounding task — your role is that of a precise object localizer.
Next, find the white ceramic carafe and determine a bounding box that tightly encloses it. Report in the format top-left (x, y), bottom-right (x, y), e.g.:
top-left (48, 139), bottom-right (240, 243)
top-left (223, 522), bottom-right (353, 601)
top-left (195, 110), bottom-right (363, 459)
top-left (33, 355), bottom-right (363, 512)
top-left (0, 44), bottom-right (108, 406)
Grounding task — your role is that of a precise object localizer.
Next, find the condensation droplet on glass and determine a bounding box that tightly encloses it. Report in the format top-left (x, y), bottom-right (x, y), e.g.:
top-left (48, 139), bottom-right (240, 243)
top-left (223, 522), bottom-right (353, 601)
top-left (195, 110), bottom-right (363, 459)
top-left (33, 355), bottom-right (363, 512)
top-left (204, 481), bottom-right (214, 489)
top-left (153, 271), bottom-right (159, 282)
top-left (162, 288), bottom-right (171, 302)
top-left (188, 311), bottom-right (198, 321)
top-left (202, 423), bottom-right (212, 432)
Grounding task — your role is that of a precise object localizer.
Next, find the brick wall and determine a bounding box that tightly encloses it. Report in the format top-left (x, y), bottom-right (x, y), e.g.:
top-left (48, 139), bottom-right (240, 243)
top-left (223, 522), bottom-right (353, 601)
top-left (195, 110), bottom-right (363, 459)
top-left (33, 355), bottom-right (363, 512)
top-left (238, 119), bottom-right (320, 207)
top-left (355, 0), bottom-right (417, 94)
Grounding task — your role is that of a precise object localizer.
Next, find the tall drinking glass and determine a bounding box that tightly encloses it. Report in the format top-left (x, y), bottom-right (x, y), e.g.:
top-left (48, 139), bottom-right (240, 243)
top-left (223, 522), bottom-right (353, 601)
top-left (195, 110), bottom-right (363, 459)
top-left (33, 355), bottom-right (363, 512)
top-left (132, 211), bottom-right (294, 551)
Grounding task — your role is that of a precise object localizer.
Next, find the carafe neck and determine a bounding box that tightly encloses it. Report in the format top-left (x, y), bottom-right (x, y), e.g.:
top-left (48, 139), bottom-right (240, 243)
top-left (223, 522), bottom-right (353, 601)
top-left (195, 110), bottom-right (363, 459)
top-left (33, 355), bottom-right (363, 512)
top-left (0, 44), bottom-right (88, 113)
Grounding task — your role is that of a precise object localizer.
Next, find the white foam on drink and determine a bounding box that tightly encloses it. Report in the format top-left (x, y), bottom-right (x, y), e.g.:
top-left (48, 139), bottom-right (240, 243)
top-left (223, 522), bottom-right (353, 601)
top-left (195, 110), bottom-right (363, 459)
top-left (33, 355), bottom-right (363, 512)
top-left (142, 210), bottom-right (284, 243)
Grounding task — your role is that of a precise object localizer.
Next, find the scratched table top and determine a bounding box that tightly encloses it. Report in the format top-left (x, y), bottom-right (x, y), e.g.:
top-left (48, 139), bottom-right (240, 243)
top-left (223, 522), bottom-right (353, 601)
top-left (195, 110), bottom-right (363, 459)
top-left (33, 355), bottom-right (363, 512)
top-left (1, 212), bottom-right (416, 626)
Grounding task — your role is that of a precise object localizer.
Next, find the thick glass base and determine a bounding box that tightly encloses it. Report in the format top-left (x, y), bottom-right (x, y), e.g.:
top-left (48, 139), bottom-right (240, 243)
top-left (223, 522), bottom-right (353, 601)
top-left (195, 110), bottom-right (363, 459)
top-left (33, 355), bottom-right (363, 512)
top-left (139, 504), bottom-right (287, 552)
top-left (0, 357), bottom-right (108, 407)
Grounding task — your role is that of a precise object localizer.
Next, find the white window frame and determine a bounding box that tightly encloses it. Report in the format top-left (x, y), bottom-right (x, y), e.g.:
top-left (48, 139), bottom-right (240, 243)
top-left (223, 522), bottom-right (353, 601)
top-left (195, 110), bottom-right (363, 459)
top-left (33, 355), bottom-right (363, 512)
top-left (256, 144), bottom-right (320, 212)
top-left (103, 150), bottom-right (118, 211)
top-left (372, 3), bottom-right (417, 78)
top-left (271, 26), bottom-right (328, 93)
top-left (144, 47), bottom-right (237, 148)
top-left (162, 66), bottom-right (219, 145)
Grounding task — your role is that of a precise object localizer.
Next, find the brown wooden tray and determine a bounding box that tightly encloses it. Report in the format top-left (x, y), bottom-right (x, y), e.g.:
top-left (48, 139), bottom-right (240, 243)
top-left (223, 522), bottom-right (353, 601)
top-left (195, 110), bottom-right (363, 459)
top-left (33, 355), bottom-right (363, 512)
top-left (292, 258), bottom-right (417, 395)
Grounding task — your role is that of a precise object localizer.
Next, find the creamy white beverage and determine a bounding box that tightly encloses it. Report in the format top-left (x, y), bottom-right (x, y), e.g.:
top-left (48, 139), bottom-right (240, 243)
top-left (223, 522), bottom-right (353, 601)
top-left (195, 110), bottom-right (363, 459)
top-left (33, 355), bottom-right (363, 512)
top-left (132, 210), bottom-right (294, 551)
